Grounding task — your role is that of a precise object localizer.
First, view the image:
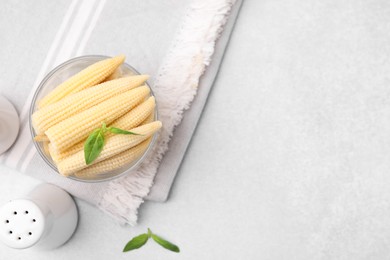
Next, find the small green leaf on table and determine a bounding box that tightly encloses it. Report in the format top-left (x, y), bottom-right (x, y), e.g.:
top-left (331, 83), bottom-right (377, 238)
top-left (151, 233), bottom-right (180, 253)
top-left (123, 233), bottom-right (149, 252)
top-left (123, 228), bottom-right (180, 253)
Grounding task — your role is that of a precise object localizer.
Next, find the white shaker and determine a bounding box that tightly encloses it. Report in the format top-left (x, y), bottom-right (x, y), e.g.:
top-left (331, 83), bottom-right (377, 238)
top-left (0, 183), bottom-right (78, 250)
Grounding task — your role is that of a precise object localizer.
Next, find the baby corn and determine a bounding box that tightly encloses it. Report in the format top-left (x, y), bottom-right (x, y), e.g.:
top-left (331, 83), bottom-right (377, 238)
top-left (43, 141), bottom-right (50, 157)
top-left (141, 111), bottom-right (155, 125)
top-left (34, 134), bottom-right (49, 142)
top-left (74, 138), bottom-right (151, 178)
top-left (104, 68), bottom-right (122, 81)
top-left (38, 55), bottom-right (125, 108)
top-left (57, 121), bottom-right (162, 176)
top-left (32, 75), bottom-right (148, 135)
top-left (110, 96), bottom-right (156, 130)
top-left (46, 86), bottom-right (150, 153)
top-left (48, 96), bottom-right (156, 162)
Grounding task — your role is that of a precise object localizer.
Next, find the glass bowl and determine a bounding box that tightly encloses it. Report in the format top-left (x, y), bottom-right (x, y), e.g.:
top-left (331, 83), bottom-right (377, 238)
top-left (29, 55), bottom-right (158, 182)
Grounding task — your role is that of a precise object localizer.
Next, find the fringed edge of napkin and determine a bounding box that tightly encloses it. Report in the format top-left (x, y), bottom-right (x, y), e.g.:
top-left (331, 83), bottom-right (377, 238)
top-left (98, 0), bottom-right (237, 225)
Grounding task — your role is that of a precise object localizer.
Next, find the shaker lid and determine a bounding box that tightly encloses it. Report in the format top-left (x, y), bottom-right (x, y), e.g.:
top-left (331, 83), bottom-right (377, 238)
top-left (0, 199), bottom-right (45, 249)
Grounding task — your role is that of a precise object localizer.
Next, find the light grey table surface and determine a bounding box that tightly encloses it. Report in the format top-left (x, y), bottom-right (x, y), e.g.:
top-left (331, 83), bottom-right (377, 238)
top-left (2, 0), bottom-right (390, 259)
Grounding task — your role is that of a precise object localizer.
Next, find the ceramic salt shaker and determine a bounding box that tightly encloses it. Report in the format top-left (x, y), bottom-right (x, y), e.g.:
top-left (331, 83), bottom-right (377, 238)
top-left (0, 183), bottom-right (78, 250)
top-left (0, 95), bottom-right (19, 155)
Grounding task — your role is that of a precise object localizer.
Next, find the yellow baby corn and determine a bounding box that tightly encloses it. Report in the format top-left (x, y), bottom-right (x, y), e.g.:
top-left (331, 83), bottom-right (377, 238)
top-left (38, 55), bottom-right (125, 108)
top-left (43, 142), bottom-right (50, 157)
top-left (46, 86), bottom-right (150, 154)
top-left (142, 111), bottom-right (155, 125)
top-left (48, 143), bottom-right (58, 163)
top-left (32, 75), bottom-right (149, 135)
top-left (104, 68), bottom-right (122, 81)
top-left (57, 121), bottom-right (162, 176)
top-left (48, 95), bottom-right (156, 162)
top-left (74, 138), bottom-right (151, 178)
top-left (34, 134), bottom-right (49, 142)
top-left (110, 96), bottom-right (156, 130)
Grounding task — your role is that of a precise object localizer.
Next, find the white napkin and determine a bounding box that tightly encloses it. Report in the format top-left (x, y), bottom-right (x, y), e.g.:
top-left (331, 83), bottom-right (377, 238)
top-left (0, 0), bottom-right (242, 225)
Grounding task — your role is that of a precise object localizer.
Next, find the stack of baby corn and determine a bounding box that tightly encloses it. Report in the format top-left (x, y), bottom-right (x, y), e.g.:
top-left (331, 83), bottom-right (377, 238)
top-left (31, 55), bottom-right (162, 178)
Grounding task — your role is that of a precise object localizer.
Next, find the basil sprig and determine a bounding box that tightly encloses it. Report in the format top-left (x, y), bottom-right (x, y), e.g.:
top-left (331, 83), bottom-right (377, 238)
top-left (123, 228), bottom-right (180, 253)
top-left (84, 122), bottom-right (140, 165)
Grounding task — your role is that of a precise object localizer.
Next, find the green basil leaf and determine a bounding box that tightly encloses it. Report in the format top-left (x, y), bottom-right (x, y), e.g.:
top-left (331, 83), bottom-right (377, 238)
top-left (84, 129), bottom-right (100, 161)
top-left (123, 233), bottom-right (149, 252)
top-left (151, 234), bottom-right (180, 253)
top-left (108, 127), bottom-right (141, 135)
top-left (84, 129), bottom-right (105, 165)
